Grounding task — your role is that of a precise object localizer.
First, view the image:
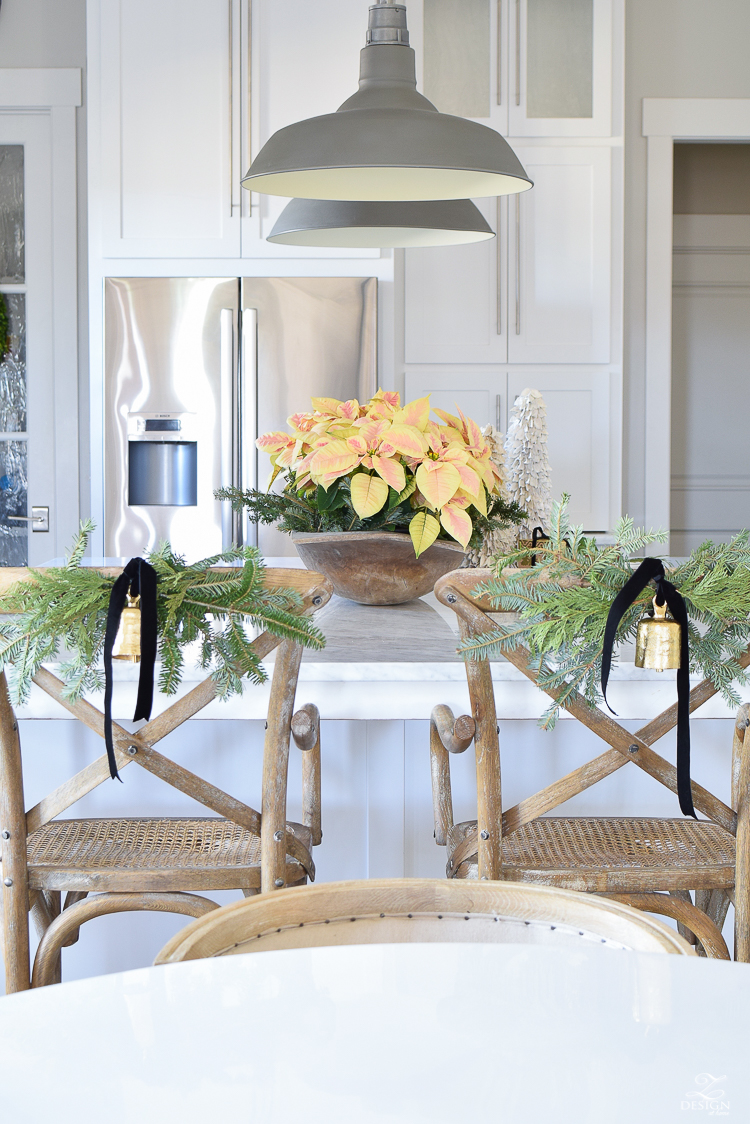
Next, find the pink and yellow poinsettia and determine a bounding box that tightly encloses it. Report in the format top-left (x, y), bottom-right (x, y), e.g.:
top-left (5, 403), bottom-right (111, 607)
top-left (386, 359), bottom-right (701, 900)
top-left (256, 391), bottom-right (504, 556)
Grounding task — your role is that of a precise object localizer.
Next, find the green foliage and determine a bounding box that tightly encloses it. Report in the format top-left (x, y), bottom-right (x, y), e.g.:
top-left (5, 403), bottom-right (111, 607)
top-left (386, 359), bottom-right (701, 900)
top-left (0, 293), bottom-right (9, 361)
top-left (460, 495), bottom-right (750, 729)
top-left (0, 522), bottom-right (325, 705)
top-left (217, 475), bottom-right (526, 549)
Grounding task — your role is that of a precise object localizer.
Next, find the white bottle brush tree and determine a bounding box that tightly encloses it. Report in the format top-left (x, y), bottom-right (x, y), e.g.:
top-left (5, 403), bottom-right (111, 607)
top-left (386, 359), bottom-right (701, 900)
top-left (505, 388), bottom-right (552, 538)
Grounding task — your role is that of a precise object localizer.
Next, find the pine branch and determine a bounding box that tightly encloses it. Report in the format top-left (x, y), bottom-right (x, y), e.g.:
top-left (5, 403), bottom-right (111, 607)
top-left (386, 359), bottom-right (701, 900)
top-left (460, 497), bottom-right (750, 729)
top-left (0, 524), bottom-right (326, 704)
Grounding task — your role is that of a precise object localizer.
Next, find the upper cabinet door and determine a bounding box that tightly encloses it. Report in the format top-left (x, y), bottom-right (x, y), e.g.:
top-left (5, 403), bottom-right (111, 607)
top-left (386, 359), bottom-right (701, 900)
top-left (404, 198), bottom-right (506, 364)
top-left (97, 0), bottom-right (242, 258)
top-left (242, 0), bottom-right (380, 259)
top-left (508, 0), bottom-right (612, 137)
top-left (508, 146), bottom-right (611, 364)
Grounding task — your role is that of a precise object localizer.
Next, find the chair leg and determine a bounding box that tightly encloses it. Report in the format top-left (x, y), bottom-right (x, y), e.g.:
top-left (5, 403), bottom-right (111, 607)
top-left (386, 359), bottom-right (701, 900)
top-left (669, 889), bottom-right (697, 945)
top-left (61, 891), bottom-right (89, 947)
top-left (707, 889), bottom-right (731, 935)
top-left (0, 673), bottom-right (31, 993)
top-left (734, 705), bottom-right (750, 960)
top-left (32, 892), bottom-right (220, 988)
top-left (293, 703), bottom-right (322, 847)
top-left (261, 639), bottom-right (303, 893)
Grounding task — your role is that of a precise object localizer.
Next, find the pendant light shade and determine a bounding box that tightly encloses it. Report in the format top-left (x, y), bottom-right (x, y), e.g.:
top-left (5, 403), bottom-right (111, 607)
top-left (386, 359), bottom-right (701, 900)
top-left (267, 197), bottom-right (495, 248)
top-left (242, 2), bottom-right (532, 202)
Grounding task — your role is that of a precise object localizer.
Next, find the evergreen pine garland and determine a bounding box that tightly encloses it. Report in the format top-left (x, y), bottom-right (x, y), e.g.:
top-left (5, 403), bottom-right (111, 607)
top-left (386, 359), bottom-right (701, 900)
top-left (461, 495), bottom-right (750, 729)
top-left (0, 521), bottom-right (325, 705)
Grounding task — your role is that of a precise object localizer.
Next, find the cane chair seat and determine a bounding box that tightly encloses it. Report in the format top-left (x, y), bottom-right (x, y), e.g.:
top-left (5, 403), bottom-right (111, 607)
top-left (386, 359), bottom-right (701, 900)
top-left (447, 817), bottom-right (736, 892)
top-left (25, 817), bottom-right (313, 893)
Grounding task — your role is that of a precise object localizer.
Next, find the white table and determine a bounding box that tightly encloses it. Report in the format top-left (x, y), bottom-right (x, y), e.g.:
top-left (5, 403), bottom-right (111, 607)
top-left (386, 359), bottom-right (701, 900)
top-left (0, 943), bottom-right (746, 1122)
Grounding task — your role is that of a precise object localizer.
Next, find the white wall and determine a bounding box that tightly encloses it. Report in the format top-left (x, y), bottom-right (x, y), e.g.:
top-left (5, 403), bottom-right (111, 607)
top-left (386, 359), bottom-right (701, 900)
top-left (623, 0), bottom-right (750, 524)
top-left (0, 0), bottom-right (89, 521)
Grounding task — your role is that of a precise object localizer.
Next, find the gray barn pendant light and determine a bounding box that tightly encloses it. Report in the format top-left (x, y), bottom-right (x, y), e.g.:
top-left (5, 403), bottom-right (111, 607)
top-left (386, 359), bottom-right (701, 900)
top-left (267, 197), bottom-right (495, 248)
top-left (241, 1), bottom-right (532, 202)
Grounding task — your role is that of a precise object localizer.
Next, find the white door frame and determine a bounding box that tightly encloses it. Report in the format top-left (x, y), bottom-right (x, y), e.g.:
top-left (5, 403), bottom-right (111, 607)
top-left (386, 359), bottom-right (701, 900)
top-left (0, 69), bottom-right (81, 562)
top-left (642, 98), bottom-right (750, 549)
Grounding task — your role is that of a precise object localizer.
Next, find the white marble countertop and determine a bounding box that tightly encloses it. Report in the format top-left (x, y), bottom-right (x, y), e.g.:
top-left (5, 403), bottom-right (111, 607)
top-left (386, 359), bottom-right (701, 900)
top-left (14, 579), bottom-right (747, 722)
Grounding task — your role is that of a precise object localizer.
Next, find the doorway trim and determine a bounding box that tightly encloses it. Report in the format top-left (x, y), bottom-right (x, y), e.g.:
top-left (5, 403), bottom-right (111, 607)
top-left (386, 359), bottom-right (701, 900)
top-left (642, 98), bottom-right (750, 548)
top-left (0, 69), bottom-right (81, 560)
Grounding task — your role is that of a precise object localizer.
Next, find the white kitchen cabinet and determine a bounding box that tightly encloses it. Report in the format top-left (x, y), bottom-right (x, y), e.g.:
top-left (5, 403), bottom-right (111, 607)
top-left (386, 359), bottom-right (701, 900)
top-left (91, 0), bottom-right (380, 261)
top-left (95, 0), bottom-right (242, 258)
top-left (404, 368), bottom-right (507, 432)
top-left (403, 368), bottom-right (613, 533)
top-left (420, 0), bottom-right (615, 137)
top-left (508, 146), bottom-right (611, 364)
top-left (404, 147), bottom-right (610, 366)
top-left (404, 199), bottom-right (506, 364)
top-left (508, 0), bottom-right (613, 138)
top-left (507, 369), bottom-right (612, 531)
top-left (245, 0), bottom-right (379, 258)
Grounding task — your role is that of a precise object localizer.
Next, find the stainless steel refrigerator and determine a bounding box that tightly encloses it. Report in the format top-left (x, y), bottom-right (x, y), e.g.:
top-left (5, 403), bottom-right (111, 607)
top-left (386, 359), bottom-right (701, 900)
top-left (104, 277), bottom-right (377, 561)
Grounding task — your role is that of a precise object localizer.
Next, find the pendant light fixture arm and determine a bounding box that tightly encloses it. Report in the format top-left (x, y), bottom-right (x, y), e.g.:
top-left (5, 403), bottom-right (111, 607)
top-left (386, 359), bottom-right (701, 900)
top-left (367, 1), bottom-right (409, 45)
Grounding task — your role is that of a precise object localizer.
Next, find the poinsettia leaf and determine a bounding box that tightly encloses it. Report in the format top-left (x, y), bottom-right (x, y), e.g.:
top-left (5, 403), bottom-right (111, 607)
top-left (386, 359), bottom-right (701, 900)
top-left (415, 461), bottom-right (461, 509)
top-left (455, 463), bottom-right (481, 497)
top-left (440, 502), bottom-right (472, 548)
top-left (409, 511), bottom-right (441, 557)
top-left (384, 423), bottom-right (428, 459)
top-left (433, 407), bottom-right (463, 432)
top-left (350, 472), bottom-right (389, 518)
top-left (371, 454), bottom-right (406, 493)
top-left (310, 439), bottom-right (359, 479)
top-left (396, 396), bottom-right (431, 431)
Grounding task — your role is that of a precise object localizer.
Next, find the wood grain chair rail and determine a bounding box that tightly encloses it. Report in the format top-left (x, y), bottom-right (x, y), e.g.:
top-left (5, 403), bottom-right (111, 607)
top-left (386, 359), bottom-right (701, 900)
top-left (155, 878), bottom-right (695, 964)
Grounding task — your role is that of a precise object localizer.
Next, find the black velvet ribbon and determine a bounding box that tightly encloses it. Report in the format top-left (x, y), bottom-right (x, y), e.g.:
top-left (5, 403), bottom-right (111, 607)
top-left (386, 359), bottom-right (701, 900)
top-left (601, 557), bottom-right (695, 817)
top-left (103, 558), bottom-right (158, 780)
top-left (530, 525), bottom-right (549, 567)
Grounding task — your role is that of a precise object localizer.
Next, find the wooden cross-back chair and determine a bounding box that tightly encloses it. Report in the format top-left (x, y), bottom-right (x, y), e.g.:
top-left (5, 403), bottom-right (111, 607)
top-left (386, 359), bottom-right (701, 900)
top-left (431, 570), bottom-right (750, 961)
top-left (0, 566), bottom-right (332, 993)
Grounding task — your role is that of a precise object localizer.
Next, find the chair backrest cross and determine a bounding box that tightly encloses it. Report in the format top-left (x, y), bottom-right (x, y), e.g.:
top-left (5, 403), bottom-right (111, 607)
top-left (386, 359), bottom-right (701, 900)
top-left (0, 566), bottom-right (332, 992)
top-left (433, 570), bottom-right (747, 881)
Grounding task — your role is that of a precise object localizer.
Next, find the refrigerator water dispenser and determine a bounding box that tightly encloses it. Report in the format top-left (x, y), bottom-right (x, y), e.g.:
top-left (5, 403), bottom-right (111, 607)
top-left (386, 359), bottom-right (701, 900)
top-left (128, 441), bottom-right (198, 506)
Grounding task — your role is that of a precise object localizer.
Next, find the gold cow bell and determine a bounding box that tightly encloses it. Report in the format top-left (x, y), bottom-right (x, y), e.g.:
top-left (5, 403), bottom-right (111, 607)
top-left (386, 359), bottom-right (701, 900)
top-left (113, 594), bottom-right (141, 662)
top-left (635, 597), bottom-right (681, 672)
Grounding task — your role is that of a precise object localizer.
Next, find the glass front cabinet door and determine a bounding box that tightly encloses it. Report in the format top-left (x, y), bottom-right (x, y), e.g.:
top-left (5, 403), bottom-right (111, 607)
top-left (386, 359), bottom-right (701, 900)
top-left (421, 0), bottom-right (614, 138)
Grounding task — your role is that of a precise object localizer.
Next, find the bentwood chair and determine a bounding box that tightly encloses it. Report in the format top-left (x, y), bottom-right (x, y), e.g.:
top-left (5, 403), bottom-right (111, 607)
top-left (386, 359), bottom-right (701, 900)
top-left (0, 567), bottom-right (332, 992)
top-left (155, 878), bottom-right (694, 963)
top-left (429, 570), bottom-right (750, 962)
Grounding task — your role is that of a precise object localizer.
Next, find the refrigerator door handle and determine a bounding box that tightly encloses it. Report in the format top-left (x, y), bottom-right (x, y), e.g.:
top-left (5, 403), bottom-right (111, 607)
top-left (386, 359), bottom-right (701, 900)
top-left (220, 308), bottom-right (235, 551)
top-left (241, 308), bottom-right (258, 548)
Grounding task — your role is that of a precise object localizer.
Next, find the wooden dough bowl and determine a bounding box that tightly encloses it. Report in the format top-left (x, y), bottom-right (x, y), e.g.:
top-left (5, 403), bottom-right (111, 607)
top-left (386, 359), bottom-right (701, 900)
top-left (292, 531), bottom-right (465, 605)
